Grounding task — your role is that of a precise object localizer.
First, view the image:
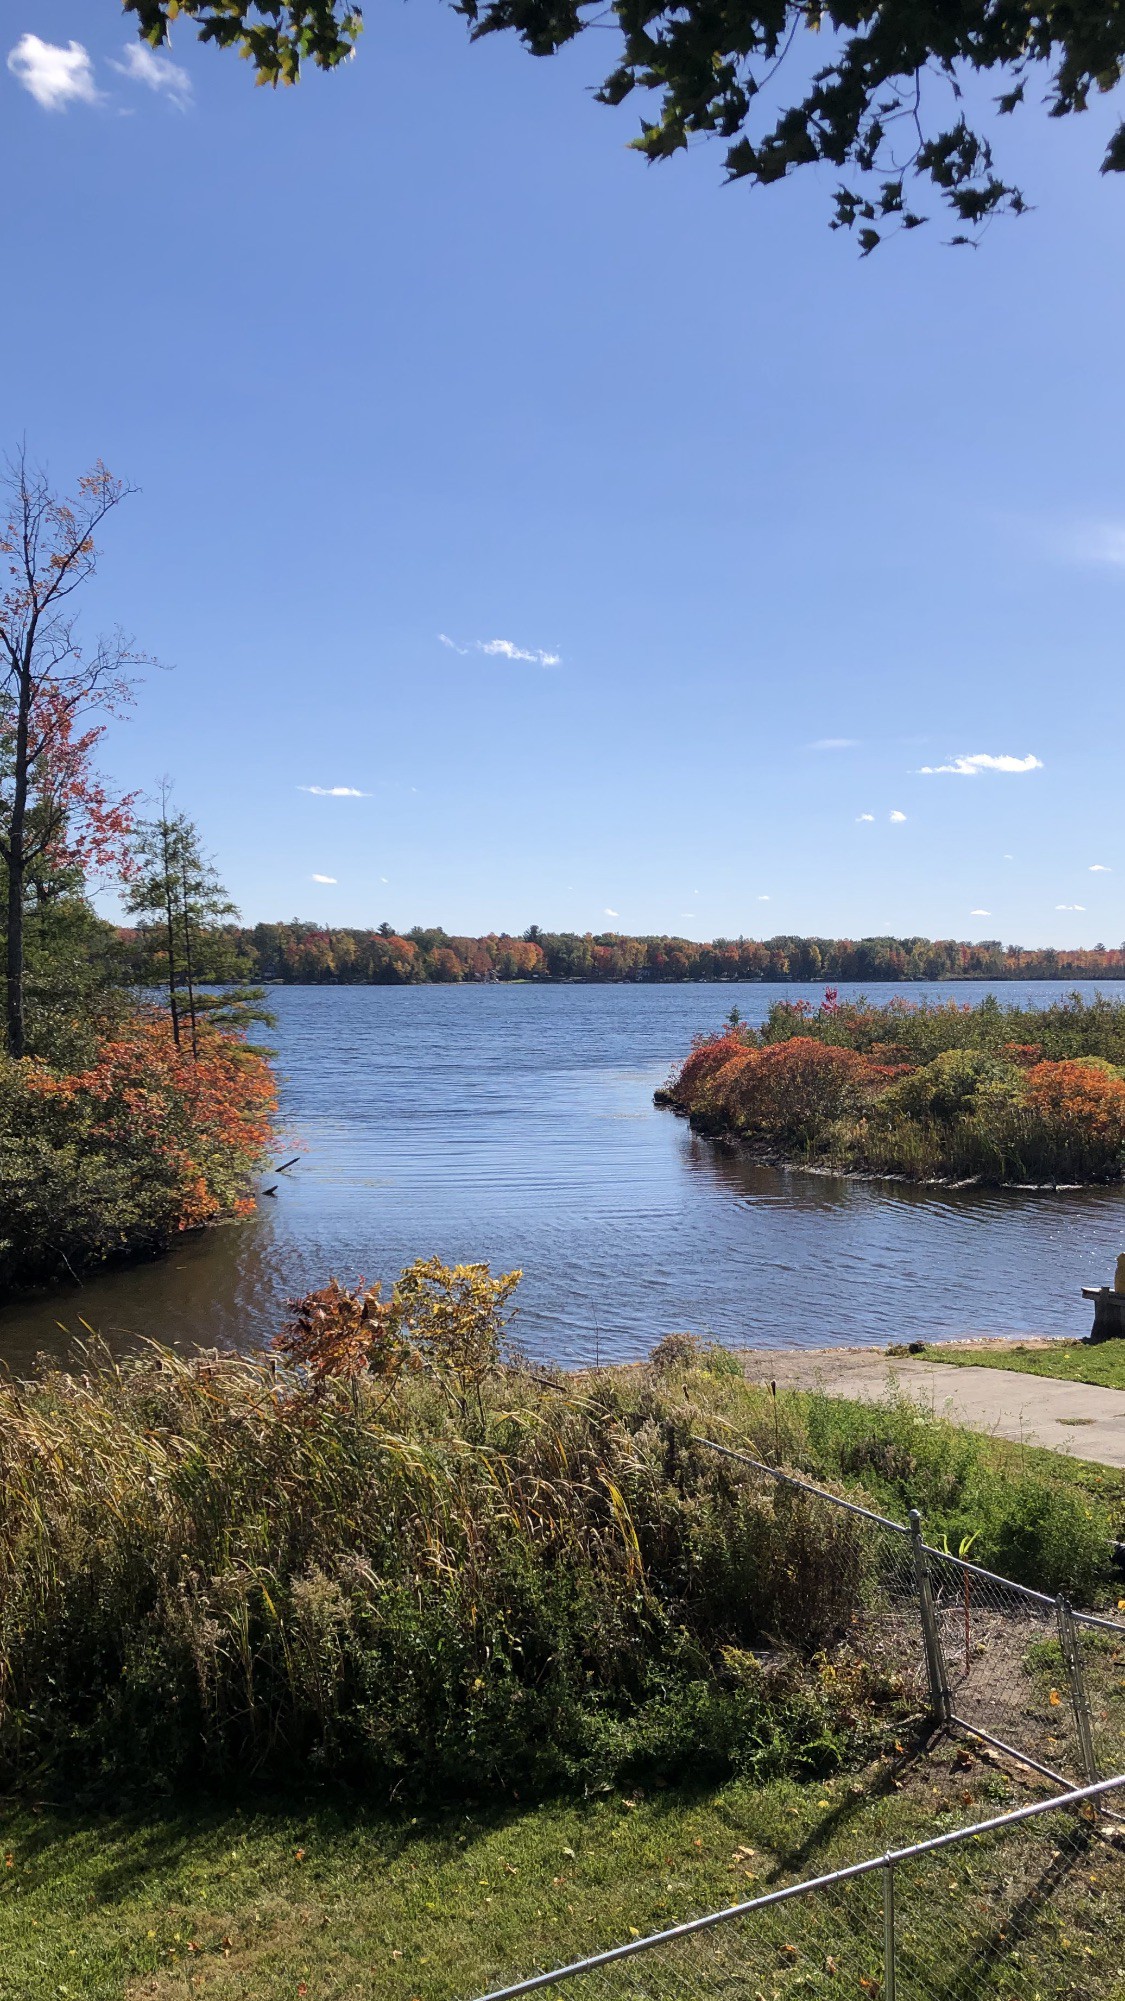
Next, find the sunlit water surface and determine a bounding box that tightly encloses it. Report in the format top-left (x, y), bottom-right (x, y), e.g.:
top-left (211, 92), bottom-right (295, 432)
top-left (4, 981), bottom-right (1123, 1372)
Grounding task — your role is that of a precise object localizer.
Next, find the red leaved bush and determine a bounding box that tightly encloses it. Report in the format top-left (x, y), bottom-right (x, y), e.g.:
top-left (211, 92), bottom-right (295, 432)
top-left (665, 1029), bottom-right (752, 1102)
top-left (3, 1009), bottom-right (277, 1284)
top-left (670, 1035), bottom-right (878, 1144)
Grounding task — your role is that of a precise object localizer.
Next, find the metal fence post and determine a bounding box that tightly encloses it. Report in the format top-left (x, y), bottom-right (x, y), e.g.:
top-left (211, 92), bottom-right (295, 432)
top-left (882, 1860), bottom-right (896, 2001)
top-left (910, 1507), bottom-right (951, 1724)
top-left (1055, 1595), bottom-right (1099, 1783)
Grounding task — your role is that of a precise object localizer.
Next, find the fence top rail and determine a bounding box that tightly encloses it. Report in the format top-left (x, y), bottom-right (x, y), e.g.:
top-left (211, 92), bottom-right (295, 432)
top-left (694, 1436), bottom-right (910, 1535)
top-left (468, 1774), bottom-right (1125, 2001)
top-left (696, 1436), bottom-right (1125, 1621)
top-left (918, 1541), bottom-right (1058, 1608)
top-left (1073, 1605), bottom-right (1125, 1635)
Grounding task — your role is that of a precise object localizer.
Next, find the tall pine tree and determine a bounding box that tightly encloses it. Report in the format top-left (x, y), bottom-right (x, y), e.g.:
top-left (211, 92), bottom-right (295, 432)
top-left (127, 790), bottom-right (272, 1052)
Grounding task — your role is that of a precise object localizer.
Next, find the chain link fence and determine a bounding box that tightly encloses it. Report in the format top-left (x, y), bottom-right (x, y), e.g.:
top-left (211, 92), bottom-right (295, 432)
top-left (697, 1437), bottom-right (1125, 1797)
top-left (469, 1777), bottom-right (1125, 2001)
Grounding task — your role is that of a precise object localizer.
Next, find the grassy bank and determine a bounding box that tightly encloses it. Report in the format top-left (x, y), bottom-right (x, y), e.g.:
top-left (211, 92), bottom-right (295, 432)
top-left (2, 1746), bottom-right (1110, 2001)
top-left (4, 1294), bottom-right (1125, 1999)
top-left (1, 1279), bottom-right (1122, 1806)
top-left (921, 1337), bottom-right (1125, 1391)
top-left (659, 993), bottom-right (1125, 1184)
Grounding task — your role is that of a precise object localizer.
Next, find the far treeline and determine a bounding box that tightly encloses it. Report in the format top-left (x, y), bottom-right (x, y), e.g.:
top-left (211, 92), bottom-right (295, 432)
top-left (118, 923), bottom-right (1125, 988)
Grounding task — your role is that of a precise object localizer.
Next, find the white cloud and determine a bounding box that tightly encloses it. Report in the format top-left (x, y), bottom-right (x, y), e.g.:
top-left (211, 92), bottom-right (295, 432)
top-left (1003, 853), bottom-right (1014, 861)
top-left (890, 810), bottom-right (907, 823)
top-left (603, 907), bottom-right (619, 918)
top-left (757, 894), bottom-right (771, 901)
top-left (311, 873), bottom-right (337, 884)
top-left (298, 784), bottom-right (370, 797)
top-left (439, 633), bottom-right (560, 667)
top-left (970, 909), bottom-right (992, 917)
top-left (109, 41), bottom-right (192, 106)
top-left (8, 34), bottom-right (97, 109)
top-left (808, 737), bottom-right (859, 751)
top-left (919, 752), bottom-right (1043, 777)
top-left (1056, 904), bottom-right (1086, 912)
top-left (856, 813), bottom-right (875, 823)
top-left (1090, 864), bottom-right (1112, 872)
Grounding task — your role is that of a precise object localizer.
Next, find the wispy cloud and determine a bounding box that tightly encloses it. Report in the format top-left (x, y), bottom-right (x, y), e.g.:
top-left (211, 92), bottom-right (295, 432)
top-left (890, 810), bottom-right (907, 823)
top-left (439, 633), bottom-right (560, 667)
top-left (919, 752), bottom-right (1043, 777)
top-left (1063, 522), bottom-right (1125, 568)
top-left (298, 784), bottom-right (370, 797)
top-left (970, 909), bottom-right (992, 917)
top-left (109, 41), bottom-right (192, 106)
top-left (603, 907), bottom-right (619, 918)
top-left (1090, 864), bottom-right (1112, 873)
top-left (757, 893), bottom-right (771, 901)
top-left (1056, 903), bottom-right (1086, 912)
top-left (311, 873), bottom-right (337, 884)
top-left (808, 737), bottom-right (859, 751)
top-left (8, 34), bottom-right (98, 109)
top-left (856, 813), bottom-right (875, 823)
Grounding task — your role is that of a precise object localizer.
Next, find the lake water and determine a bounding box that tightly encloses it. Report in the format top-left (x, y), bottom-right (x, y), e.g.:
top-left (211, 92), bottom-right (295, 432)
top-left (4, 980), bottom-right (1124, 1374)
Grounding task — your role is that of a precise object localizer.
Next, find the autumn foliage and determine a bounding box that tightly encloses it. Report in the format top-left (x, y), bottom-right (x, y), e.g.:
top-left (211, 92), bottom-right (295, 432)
top-left (186, 921), bottom-right (1125, 988)
top-left (660, 995), bottom-right (1125, 1184)
top-left (0, 1007), bottom-right (276, 1287)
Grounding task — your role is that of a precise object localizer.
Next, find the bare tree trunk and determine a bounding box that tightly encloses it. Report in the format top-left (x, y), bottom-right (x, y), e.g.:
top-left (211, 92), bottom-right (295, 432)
top-left (181, 855), bottom-right (198, 1060)
top-left (5, 835), bottom-right (24, 1058)
top-left (4, 675), bottom-right (30, 1058)
top-left (161, 817), bottom-right (180, 1048)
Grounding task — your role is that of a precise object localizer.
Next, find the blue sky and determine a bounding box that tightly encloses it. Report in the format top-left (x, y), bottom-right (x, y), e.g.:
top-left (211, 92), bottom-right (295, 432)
top-left (5, 6), bottom-right (1125, 946)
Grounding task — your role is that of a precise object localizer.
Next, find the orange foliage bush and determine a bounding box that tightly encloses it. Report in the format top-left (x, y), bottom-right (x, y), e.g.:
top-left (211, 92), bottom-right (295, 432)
top-left (672, 1035), bottom-right (878, 1144)
top-left (25, 1011), bottom-right (276, 1229)
top-left (1025, 1060), bottom-right (1125, 1143)
top-left (2, 1008), bottom-right (277, 1285)
top-left (666, 1030), bottom-right (752, 1102)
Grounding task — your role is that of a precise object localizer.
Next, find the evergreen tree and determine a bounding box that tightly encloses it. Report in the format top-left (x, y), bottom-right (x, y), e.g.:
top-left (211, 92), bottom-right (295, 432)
top-left (127, 792), bottom-right (272, 1052)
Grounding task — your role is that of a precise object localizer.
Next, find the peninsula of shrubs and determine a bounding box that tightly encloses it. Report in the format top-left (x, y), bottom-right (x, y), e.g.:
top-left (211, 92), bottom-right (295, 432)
top-left (658, 990), bottom-right (1125, 1184)
top-left (117, 922), bottom-right (1125, 987)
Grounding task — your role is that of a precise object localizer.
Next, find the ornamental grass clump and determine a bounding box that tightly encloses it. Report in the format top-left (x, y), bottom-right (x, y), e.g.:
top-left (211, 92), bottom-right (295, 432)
top-left (660, 994), bottom-right (1125, 1183)
top-left (0, 1274), bottom-right (906, 1801)
top-left (1, 1274), bottom-right (1118, 1802)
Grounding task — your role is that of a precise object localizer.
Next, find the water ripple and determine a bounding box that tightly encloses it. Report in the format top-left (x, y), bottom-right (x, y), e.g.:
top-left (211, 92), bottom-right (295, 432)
top-left (3, 979), bottom-right (1123, 1372)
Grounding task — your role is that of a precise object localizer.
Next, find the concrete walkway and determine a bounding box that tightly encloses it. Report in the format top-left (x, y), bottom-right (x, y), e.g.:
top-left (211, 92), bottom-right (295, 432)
top-left (740, 1347), bottom-right (1125, 1468)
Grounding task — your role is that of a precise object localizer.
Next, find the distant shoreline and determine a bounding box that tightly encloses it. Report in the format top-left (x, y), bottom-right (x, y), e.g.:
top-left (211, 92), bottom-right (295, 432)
top-left (117, 923), bottom-right (1125, 990)
top-left (246, 972), bottom-right (1125, 987)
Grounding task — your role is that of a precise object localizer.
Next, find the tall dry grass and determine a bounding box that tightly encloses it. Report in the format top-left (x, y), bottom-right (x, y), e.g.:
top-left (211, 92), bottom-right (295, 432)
top-left (0, 1329), bottom-right (885, 1799)
top-left (1, 1286), bottom-right (1114, 1802)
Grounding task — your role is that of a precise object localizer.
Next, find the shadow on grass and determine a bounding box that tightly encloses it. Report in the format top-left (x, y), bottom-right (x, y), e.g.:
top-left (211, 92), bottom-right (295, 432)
top-left (759, 1723), bottom-right (940, 1884)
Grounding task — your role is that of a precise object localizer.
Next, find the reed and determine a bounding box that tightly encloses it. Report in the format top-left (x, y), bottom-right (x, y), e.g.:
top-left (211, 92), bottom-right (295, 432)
top-left (0, 1285), bottom-right (1116, 1800)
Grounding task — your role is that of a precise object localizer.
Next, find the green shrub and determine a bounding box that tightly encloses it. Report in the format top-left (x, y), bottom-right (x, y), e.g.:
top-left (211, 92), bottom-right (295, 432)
top-left (0, 1320), bottom-right (1116, 1804)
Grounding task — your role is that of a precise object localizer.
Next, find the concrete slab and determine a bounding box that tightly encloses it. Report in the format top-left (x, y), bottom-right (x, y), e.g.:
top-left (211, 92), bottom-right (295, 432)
top-left (739, 1347), bottom-right (1125, 1468)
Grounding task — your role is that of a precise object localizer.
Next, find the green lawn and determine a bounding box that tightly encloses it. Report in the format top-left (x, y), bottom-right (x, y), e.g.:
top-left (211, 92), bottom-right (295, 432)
top-left (2, 1748), bottom-right (1120, 2001)
top-left (921, 1337), bottom-right (1125, 1391)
